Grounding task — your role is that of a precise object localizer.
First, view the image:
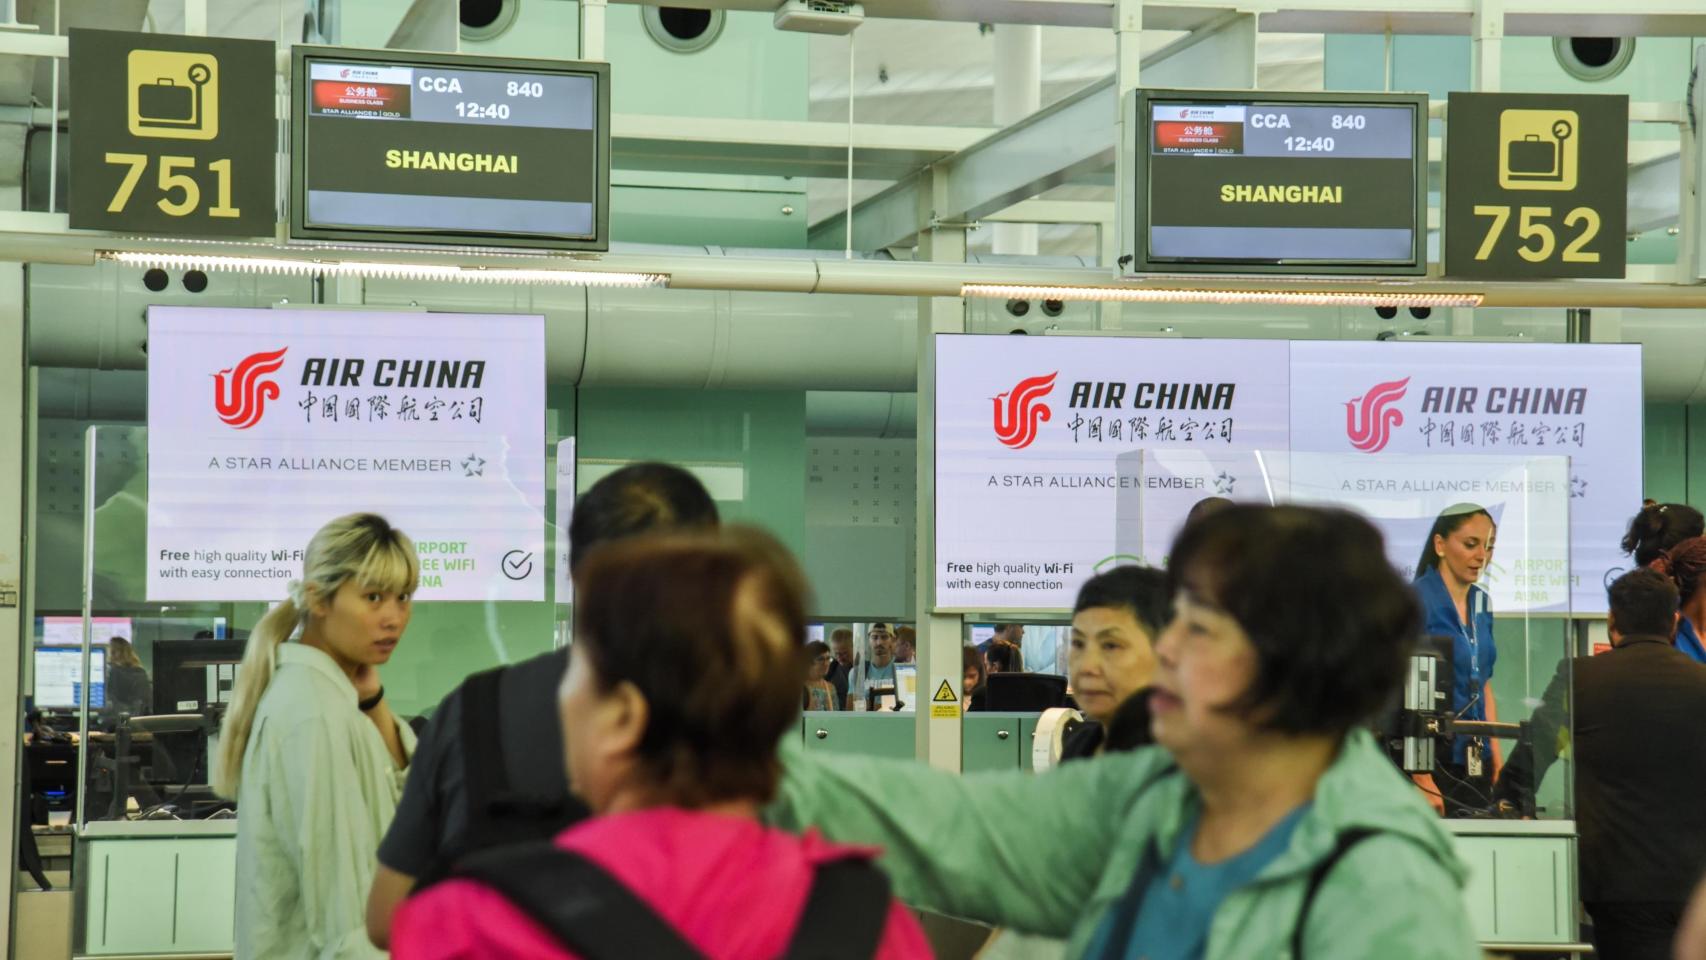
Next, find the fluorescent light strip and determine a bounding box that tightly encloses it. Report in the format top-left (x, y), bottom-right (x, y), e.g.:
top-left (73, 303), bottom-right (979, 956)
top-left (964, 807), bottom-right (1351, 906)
top-left (962, 283), bottom-right (1483, 309)
top-left (102, 252), bottom-right (667, 288)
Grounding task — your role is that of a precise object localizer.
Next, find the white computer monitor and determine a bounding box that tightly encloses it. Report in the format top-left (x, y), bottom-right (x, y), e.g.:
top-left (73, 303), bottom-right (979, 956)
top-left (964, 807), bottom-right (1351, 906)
top-left (34, 647), bottom-right (105, 709)
top-left (39, 616), bottom-right (131, 647)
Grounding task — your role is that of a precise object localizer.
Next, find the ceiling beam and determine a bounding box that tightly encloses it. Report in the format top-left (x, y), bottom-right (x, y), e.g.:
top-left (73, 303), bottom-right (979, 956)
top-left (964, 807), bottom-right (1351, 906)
top-left (612, 115), bottom-right (992, 181)
top-left (807, 9), bottom-right (1260, 250)
top-left (600, 0), bottom-right (1706, 34)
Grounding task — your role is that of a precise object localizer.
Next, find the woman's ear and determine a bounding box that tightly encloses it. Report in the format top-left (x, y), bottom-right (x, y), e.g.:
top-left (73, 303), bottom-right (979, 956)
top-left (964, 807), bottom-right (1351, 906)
top-left (606, 681), bottom-right (650, 755)
top-left (302, 583), bottom-right (326, 619)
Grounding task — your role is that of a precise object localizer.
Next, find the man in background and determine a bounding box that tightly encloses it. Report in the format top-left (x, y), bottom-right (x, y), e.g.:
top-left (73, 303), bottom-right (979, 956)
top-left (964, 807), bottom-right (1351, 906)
top-left (846, 623), bottom-right (898, 710)
top-left (1501, 568), bottom-right (1706, 959)
top-left (366, 463), bottom-right (719, 947)
top-left (894, 626), bottom-right (916, 665)
top-left (826, 628), bottom-right (855, 709)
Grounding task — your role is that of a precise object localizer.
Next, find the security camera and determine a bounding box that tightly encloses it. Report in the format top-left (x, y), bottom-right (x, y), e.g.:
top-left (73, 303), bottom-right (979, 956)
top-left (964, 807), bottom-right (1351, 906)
top-left (1408, 307), bottom-right (1432, 320)
top-left (1006, 299), bottom-right (1031, 317)
top-left (1374, 306), bottom-right (1399, 320)
top-left (1041, 299), bottom-right (1065, 318)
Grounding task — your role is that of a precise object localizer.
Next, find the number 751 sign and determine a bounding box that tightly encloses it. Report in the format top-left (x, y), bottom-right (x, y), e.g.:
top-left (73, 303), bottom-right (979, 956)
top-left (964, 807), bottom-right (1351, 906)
top-left (70, 30), bottom-right (274, 238)
top-left (1444, 92), bottom-right (1627, 280)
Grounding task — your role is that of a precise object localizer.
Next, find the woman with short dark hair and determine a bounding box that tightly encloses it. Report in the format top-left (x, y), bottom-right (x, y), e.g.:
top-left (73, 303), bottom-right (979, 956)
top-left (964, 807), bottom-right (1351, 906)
top-left (392, 530), bottom-right (931, 959)
top-left (1061, 565), bottom-right (1169, 760)
top-left (774, 505), bottom-right (1478, 960)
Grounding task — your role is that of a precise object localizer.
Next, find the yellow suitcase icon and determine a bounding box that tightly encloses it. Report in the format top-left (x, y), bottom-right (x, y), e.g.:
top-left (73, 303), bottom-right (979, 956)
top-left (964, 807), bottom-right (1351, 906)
top-left (127, 50), bottom-right (218, 140)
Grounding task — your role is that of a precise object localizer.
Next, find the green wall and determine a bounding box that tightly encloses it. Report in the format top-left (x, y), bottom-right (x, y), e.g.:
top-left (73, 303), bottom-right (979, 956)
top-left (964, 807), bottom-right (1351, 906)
top-left (577, 387), bottom-right (808, 557)
top-left (386, 386), bottom-right (809, 717)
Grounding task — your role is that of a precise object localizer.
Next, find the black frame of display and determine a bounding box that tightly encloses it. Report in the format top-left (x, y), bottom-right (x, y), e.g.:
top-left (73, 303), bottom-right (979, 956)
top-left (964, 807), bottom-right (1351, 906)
top-left (1128, 88), bottom-right (1429, 277)
top-left (289, 44), bottom-right (611, 251)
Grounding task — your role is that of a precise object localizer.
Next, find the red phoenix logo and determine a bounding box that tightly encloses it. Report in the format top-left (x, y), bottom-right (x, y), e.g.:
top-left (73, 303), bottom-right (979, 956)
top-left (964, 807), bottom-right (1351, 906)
top-left (1345, 377), bottom-right (1409, 453)
top-left (993, 372), bottom-right (1057, 450)
top-left (213, 348), bottom-right (288, 430)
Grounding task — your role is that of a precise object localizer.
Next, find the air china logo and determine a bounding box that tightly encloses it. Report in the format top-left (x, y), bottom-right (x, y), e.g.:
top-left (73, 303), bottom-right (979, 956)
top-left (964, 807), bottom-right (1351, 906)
top-left (214, 348), bottom-right (288, 430)
top-left (1345, 377), bottom-right (1409, 453)
top-left (993, 372), bottom-right (1057, 450)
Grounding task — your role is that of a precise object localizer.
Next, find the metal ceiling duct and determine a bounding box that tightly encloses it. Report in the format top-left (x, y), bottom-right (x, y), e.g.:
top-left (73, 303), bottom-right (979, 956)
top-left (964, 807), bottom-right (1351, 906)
top-left (27, 262), bottom-right (1706, 410)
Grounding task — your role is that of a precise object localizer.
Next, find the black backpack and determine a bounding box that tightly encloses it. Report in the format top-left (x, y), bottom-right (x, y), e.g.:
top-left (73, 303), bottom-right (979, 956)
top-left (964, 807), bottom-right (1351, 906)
top-left (450, 841), bottom-right (893, 960)
top-left (419, 663), bottom-right (590, 886)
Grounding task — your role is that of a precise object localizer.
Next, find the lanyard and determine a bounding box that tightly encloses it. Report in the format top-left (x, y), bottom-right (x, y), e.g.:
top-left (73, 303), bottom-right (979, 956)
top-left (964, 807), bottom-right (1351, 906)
top-left (1463, 592), bottom-right (1481, 683)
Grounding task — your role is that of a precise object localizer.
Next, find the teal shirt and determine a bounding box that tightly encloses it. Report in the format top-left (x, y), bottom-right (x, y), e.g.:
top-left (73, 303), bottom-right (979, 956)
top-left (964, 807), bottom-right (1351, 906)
top-left (234, 642), bottom-right (415, 960)
top-left (1092, 806), bottom-right (1310, 960)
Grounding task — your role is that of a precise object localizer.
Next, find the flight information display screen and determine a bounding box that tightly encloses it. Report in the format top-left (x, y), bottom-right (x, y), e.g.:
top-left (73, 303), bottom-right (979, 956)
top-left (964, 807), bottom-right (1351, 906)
top-left (292, 48), bottom-right (609, 249)
top-left (1134, 91), bottom-right (1427, 274)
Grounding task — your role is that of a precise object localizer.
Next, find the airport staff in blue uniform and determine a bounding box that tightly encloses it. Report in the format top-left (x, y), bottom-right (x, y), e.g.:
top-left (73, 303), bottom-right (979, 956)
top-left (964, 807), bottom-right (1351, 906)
top-left (1414, 503), bottom-right (1498, 818)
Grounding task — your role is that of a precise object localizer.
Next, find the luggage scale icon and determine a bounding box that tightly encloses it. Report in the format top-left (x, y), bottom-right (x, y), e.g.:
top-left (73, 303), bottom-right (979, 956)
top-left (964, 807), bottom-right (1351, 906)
top-left (127, 49), bottom-right (219, 140)
top-left (1497, 109), bottom-right (1578, 191)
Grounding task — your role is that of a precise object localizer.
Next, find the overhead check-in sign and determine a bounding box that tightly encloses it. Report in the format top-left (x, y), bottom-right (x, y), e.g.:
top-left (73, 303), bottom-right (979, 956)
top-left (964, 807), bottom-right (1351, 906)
top-left (1445, 92), bottom-right (1627, 279)
top-left (1127, 89), bottom-right (1428, 276)
top-left (69, 29), bottom-right (276, 237)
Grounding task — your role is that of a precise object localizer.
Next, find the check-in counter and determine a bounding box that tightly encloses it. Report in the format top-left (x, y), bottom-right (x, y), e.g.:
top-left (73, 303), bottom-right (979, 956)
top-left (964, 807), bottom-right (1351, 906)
top-left (74, 819), bottom-right (237, 957)
top-left (799, 712), bottom-right (1047, 772)
top-left (800, 711), bottom-right (915, 761)
top-left (1446, 819), bottom-right (1582, 951)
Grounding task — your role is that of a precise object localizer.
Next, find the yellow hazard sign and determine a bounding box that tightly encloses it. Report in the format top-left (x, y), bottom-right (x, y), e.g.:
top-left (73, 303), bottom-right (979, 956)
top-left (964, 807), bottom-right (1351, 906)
top-left (930, 679), bottom-right (960, 718)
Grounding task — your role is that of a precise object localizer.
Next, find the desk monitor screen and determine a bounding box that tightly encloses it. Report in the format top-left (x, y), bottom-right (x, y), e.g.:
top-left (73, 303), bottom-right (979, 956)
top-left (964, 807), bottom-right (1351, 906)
top-left (39, 616), bottom-right (130, 647)
top-left (34, 647), bottom-right (104, 709)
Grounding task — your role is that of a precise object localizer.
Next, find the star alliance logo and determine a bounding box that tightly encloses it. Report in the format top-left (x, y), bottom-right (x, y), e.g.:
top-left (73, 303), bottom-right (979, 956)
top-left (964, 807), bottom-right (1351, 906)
top-left (461, 454), bottom-right (486, 478)
top-left (1214, 472), bottom-right (1235, 496)
top-left (1571, 475), bottom-right (1588, 499)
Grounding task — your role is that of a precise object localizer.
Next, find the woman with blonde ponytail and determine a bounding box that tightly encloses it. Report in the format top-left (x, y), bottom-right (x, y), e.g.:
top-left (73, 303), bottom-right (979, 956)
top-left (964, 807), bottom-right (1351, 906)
top-left (225, 513), bottom-right (420, 960)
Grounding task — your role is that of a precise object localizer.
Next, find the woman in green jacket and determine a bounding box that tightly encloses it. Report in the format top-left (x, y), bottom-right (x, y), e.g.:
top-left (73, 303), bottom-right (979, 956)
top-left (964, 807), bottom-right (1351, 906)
top-left (773, 504), bottom-right (1480, 960)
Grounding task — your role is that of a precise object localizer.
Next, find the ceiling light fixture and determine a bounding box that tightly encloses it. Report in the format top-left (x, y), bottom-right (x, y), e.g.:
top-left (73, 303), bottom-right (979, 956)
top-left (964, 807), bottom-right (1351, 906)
top-left (961, 283), bottom-right (1484, 309)
top-left (101, 252), bottom-right (668, 288)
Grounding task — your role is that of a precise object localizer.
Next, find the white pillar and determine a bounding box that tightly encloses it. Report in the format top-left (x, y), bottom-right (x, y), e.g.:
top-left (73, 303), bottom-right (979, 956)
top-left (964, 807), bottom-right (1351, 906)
top-left (992, 25), bottom-right (1042, 256)
top-left (0, 182), bottom-right (25, 949)
top-left (915, 167), bottom-right (965, 772)
top-left (580, 0), bottom-right (608, 61)
top-left (1471, 0), bottom-right (1503, 93)
top-left (1113, 0), bottom-right (1142, 270)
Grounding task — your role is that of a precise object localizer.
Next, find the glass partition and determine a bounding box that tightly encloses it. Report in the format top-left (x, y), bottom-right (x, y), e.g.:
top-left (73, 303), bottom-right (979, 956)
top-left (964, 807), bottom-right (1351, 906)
top-left (71, 422), bottom-right (569, 831)
top-left (1130, 447), bottom-right (1575, 819)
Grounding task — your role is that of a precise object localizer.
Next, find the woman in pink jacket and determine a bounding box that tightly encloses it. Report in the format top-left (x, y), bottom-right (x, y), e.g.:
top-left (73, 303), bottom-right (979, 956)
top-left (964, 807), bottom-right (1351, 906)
top-left (391, 529), bottom-right (932, 960)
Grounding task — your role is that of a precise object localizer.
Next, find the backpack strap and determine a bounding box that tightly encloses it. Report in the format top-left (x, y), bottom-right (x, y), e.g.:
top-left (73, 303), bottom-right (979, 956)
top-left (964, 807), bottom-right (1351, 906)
top-left (781, 857), bottom-right (892, 960)
top-left (452, 842), bottom-right (706, 960)
top-left (458, 667), bottom-right (509, 824)
top-left (1290, 828), bottom-right (1381, 959)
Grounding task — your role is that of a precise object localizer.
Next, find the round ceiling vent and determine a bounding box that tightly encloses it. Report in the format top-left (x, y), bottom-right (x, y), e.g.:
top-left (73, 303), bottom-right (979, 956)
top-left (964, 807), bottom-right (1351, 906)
top-left (460, 0), bottom-right (521, 42)
top-left (642, 6), bottom-right (726, 54)
top-left (1553, 36), bottom-right (1635, 82)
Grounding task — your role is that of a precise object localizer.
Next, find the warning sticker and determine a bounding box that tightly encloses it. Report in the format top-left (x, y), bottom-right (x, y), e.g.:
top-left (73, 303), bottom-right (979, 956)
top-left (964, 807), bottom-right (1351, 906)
top-left (930, 679), bottom-right (960, 719)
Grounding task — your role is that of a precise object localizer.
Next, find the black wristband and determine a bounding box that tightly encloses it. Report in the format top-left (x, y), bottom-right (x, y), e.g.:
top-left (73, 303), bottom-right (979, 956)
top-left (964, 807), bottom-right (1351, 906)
top-left (358, 686), bottom-right (384, 712)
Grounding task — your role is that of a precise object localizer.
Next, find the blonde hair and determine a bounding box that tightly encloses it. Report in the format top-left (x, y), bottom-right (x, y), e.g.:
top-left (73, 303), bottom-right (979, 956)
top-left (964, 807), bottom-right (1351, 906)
top-left (213, 513), bottom-right (418, 798)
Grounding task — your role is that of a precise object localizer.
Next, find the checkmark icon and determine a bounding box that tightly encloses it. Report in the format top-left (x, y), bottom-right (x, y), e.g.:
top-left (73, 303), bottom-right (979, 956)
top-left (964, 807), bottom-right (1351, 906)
top-left (501, 550), bottom-right (534, 580)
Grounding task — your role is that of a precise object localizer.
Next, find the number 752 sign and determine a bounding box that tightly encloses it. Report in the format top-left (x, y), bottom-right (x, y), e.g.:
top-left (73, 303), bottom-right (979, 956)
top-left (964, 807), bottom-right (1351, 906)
top-left (70, 30), bottom-right (274, 238)
top-left (1444, 92), bottom-right (1627, 280)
